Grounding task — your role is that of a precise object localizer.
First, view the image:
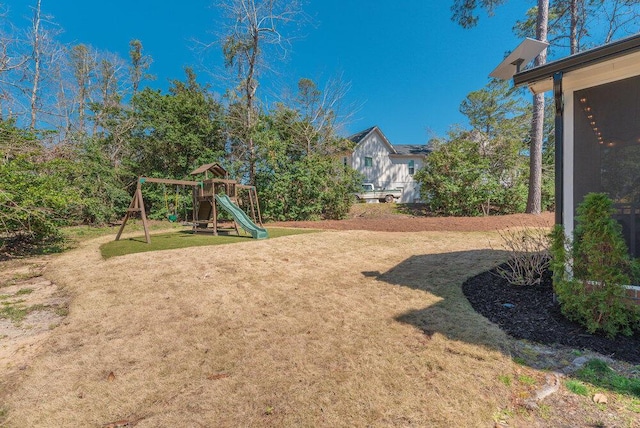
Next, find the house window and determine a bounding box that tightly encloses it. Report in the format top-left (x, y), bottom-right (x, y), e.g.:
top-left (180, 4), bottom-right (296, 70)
top-left (408, 160), bottom-right (415, 175)
top-left (343, 156), bottom-right (348, 166)
top-left (364, 156), bottom-right (373, 167)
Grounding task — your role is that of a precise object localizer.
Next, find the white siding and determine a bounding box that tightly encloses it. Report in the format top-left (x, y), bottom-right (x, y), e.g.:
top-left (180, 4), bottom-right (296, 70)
top-left (389, 157), bottom-right (424, 203)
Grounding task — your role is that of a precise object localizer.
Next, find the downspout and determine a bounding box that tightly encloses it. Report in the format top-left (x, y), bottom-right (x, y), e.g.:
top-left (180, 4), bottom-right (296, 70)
top-left (553, 72), bottom-right (564, 226)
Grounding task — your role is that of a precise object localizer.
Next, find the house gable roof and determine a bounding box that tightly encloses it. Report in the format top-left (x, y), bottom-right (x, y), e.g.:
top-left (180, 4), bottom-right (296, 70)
top-left (514, 33), bottom-right (640, 92)
top-left (391, 145), bottom-right (431, 157)
top-left (348, 126), bottom-right (376, 144)
top-left (348, 126), bottom-right (396, 154)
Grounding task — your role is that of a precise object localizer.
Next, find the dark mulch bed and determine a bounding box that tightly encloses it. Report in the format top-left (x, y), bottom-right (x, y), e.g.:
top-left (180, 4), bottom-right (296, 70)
top-left (463, 266), bottom-right (640, 364)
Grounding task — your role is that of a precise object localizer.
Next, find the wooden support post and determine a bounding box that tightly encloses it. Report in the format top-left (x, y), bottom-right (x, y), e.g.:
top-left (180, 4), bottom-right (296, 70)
top-left (248, 188), bottom-right (257, 224)
top-left (231, 187), bottom-right (241, 236)
top-left (233, 218), bottom-right (240, 236)
top-left (212, 185), bottom-right (218, 236)
top-left (115, 180), bottom-right (151, 243)
top-left (253, 187), bottom-right (264, 226)
top-left (191, 186), bottom-right (197, 231)
top-left (138, 184), bottom-right (151, 243)
top-left (115, 192), bottom-right (137, 241)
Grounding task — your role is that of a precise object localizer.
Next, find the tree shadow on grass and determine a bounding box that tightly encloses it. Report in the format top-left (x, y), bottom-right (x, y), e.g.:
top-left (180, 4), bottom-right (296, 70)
top-left (363, 249), bottom-right (513, 353)
top-left (0, 233), bottom-right (65, 261)
top-left (364, 249), bottom-right (640, 366)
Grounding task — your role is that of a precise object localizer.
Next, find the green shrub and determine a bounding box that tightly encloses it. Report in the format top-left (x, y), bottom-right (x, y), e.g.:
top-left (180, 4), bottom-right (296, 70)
top-left (414, 131), bottom-right (529, 216)
top-left (550, 193), bottom-right (640, 338)
top-left (0, 156), bottom-right (82, 248)
top-left (256, 154), bottom-right (361, 221)
top-left (414, 136), bottom-right (497, 216)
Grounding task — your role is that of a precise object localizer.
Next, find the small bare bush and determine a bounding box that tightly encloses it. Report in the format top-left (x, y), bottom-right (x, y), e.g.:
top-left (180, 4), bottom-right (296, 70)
top-left (494, 226), bottom-right (551, 286)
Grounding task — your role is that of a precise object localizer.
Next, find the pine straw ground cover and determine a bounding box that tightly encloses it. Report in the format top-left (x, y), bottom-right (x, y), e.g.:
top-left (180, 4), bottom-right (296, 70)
top-left (2, 221), bottom-right (638, 427)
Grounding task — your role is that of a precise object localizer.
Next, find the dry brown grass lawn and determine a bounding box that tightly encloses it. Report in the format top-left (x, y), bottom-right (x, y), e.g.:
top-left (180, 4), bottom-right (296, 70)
top-left (3, 229), bottom-right (529, 426)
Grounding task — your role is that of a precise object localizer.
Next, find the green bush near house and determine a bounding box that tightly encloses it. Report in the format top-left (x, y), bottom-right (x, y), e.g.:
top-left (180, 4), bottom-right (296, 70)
top-left (550, 193), bottom-right (640, 338)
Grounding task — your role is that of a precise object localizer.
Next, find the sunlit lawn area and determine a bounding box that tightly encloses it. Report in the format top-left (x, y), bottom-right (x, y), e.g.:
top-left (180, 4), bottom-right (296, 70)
top-left (5, 226), bottom-right (640, 427)
top-left (99, 227), bottom-right (317, 259)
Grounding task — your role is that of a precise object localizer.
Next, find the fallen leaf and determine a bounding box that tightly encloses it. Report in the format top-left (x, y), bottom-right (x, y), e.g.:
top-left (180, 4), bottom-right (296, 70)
top-left (593, 393), bottom-right (608, 404)
top-left (107, 371), bottom-right (116, 382)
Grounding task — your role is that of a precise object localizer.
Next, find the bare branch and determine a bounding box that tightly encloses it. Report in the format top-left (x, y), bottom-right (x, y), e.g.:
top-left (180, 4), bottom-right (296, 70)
top-left (213, 0), bottom-right (306, 183)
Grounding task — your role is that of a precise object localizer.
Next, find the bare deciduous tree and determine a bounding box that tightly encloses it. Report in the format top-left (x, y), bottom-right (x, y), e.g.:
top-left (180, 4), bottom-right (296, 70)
top-left (26, 0), bottom-right (63, 133)
top-left (0, 8), bottom-right (28, 121)
top-left (28, 0), bottom-right (42, 130)
top-left (593, 0), bottom-right (640, 44)
top-left (217, 0), bottom-right (304, 184)
top-left (292, 74), bottom-right (359, 155)
top-left (544, 0), bottom-right (640, 54)
top-left (92, 54), bottom-right (126, 133)
top-left (93, 53), bottom-right (135, 167)
top-left (69, 43), bottom-right (96, 136)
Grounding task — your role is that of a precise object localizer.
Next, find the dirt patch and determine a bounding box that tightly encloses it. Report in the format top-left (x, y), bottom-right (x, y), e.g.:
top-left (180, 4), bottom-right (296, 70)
top-left (268, 211), bottom-right (555, 232)
top-left (0, 257), bottom-right (68, 407)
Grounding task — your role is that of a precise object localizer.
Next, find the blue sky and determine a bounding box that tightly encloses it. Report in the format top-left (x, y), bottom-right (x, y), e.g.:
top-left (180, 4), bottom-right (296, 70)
top-left (7, 0), bottom-right (533, 145)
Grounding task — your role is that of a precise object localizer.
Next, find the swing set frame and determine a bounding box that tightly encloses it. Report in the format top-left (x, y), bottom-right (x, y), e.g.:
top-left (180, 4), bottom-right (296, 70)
top-left (115, 164), bottom-right (263, 244)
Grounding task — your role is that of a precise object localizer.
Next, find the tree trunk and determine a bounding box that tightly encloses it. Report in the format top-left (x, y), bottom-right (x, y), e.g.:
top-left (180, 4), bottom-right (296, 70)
top-left (245, 32), bottom-right (259, 186)
top-left (570, 0), bottom-right (579, 54)
top-left (526, 0), bottom-right (549, 214)
top-left (29, 0), bottom-right (42, 130)
top-left (71, 44), bottom-right (92, 136)
top-left (527, 92), bottom-right (545, 214)
top-left (219, 0), bottom-right (302, 185)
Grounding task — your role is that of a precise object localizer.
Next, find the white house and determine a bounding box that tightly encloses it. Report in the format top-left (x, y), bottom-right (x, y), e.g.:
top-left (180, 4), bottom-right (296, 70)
top-left (344, 126), bottom-right (430, 203)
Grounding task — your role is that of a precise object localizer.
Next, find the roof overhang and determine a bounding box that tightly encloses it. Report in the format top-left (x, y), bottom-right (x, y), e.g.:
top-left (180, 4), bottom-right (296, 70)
top-left (514, 33), bottom-right (640, 94)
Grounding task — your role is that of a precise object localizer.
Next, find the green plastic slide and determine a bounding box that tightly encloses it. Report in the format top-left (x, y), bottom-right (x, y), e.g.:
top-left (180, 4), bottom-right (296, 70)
top-left (215, 194), bottom-right (268, 239)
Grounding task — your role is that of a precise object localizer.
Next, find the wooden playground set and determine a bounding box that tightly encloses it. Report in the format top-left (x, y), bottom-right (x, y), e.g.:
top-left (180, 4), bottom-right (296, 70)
top-left (115, 163), bottom-right (268, 243)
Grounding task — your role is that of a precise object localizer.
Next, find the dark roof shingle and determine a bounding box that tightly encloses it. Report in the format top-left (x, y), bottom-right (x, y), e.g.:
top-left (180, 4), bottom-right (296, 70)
top-left (347, 126), bottom-right (429, 156)
top-left (392, 145), bottom-right (430, 156)
top-left (347, 126), bottom-right (376, 144)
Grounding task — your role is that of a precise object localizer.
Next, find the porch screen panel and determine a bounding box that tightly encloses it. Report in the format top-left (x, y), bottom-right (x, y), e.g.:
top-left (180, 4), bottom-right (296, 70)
top-left (574, 75), bottom-right (640, 257)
